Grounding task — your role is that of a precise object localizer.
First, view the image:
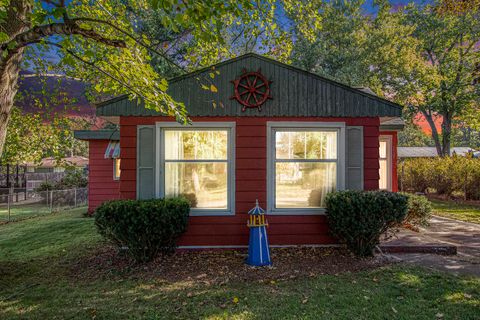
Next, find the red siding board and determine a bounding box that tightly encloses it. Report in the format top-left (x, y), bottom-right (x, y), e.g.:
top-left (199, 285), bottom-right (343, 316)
top-left (236, 159), bottom-right (266, 169)
top-left (87, 140), bottom-right (120, 211)
top-left (85, 116), bottom-right (383, 246)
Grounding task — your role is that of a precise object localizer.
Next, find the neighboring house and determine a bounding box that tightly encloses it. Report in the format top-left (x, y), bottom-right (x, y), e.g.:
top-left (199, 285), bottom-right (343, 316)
top-left (74, 53), bottom-right (404, 248)
top-left (24, 156), bottom-right (89, 190)
top-left (25, 156), bottom-right (89, 173)
top-left (398, 147), bottom-right (477, 159)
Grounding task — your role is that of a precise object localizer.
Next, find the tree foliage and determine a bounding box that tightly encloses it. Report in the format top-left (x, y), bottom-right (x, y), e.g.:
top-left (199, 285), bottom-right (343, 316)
top-left (0, 0), bottom-right (277, 159)
top-left (0, 107), bottom-right (89, 165)
top-left (398, 123), bottom-right (434, 147)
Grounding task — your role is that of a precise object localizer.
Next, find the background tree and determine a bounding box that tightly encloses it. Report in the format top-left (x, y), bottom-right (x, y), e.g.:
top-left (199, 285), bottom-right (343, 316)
top-left (398, 123), bottom-right (434, 147)
top-left (289, 0), bottom-right (369, 86)
top-left (400, 1), bottom-right (480, 156)
top-left (289, 0), bottom-right (480, 156)
top-left (0, 107), bottom-right (82, 165)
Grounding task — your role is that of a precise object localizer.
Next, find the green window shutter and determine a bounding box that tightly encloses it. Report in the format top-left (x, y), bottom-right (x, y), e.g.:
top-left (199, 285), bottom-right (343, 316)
top-left (137, 125), bottom-right (156, 199)
top-left (345, 126), bottom-right (364, 190)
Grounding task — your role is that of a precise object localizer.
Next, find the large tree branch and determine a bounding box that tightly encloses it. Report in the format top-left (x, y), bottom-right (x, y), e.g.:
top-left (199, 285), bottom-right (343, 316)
top-left (71, 17), bottom-right (185, 72)
top-left (44, 41), bottom-right (154, 106)
top-left (1, 20), bottom-right (126, 53)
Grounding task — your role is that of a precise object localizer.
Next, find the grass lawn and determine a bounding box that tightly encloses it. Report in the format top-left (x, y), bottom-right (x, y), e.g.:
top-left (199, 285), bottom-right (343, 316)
top-left (430, 199), bottom-right (480, 224)
top-left (1, 209), bottom-right (479, 319)
top-left (0, 204), bottom-right (53, 222)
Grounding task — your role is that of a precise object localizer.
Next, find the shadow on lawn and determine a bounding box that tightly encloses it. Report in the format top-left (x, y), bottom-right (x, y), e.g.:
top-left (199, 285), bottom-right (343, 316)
top-left (1, 264), bottom-right (479, 320)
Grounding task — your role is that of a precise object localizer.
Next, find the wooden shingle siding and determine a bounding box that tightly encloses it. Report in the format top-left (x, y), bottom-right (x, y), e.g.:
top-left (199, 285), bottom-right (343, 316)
top-left (97, 54), bottom-right (401, 118)
top-left (116, 116), bottom-right (379, 247)
top-left (87, 140), bottom-right (120, 212)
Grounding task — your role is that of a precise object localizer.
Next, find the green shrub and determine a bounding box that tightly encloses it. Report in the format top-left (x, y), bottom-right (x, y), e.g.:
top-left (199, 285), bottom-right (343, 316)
top-left (57, 170), bottom-right (88, 189)
top-left (94, 198), bottom-right (190, 263)
top-left (398, 156), bottom-right (480, 200)
top-left (326, 191), bottom-right (408, 257)
top-left (401, 193), bottom-right (432, 227)
top-left (398, 158), bottom-right (432, 193)
top-left (35, 171), bottom-right (88, 191)
top-left (36, 181), bottom-right (54, 191)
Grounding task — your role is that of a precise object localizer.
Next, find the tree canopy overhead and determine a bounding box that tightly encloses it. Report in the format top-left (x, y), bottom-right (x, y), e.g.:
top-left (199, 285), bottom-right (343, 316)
top-left (0, 0), bottom-right (284, 158)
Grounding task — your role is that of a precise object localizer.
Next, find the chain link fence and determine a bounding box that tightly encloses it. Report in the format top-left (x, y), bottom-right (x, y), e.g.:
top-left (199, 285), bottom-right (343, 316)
top-left (0, 188), bottom-right (88, 222)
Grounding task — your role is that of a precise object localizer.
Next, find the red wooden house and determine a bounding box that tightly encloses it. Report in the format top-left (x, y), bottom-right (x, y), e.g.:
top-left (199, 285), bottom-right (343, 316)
top-left (75, 54), bottom-right (403, 248)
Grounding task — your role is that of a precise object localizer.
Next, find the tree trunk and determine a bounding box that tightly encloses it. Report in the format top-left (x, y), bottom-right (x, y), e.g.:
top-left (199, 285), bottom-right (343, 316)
top-left (0, 0), bottom-right (32, 157)
top-left (441, 113), bottom-right (452, 157)
top-left (421, 110), bottom-right (444, 156)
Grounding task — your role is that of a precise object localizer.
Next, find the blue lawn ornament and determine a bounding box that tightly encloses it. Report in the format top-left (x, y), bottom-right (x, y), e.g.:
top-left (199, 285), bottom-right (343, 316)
top-left (246, 200), bottom-right (271, 266)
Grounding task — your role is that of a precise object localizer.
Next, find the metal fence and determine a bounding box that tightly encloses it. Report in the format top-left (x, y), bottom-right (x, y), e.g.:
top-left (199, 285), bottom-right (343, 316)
top-left (0, 188), bottom-right (88, 222)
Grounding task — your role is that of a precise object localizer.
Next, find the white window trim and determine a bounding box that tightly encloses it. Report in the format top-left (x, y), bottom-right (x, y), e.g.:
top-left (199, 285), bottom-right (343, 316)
top-left (155, 122), bottom-right (236, 216)
top-left (379, 135), bottom-right (393, 191)
top-left (266, 121), bottom-right (346, 215)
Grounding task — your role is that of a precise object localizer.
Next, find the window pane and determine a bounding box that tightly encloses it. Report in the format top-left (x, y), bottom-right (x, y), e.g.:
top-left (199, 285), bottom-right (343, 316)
top-left (379, 159), bottom-right (388, 190)
top-left (275, 131), bottom-right (337, 160)
top-left (114, 159), bottom-right (121, 180)
top-left (165, 130), bottom-right (228, 160)
top-left (379, 141), bottom-right (387, 159)
top-left (165, 162), bottom-right (228, 209)
top-left (275, 162), bottom-right (336, 208)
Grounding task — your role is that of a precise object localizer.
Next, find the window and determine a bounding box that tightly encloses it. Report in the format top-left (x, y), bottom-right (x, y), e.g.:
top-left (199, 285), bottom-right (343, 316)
top-left (113, 158), bottom-right (121, 180)
top-left (267, 122), bottom-right (345, 214)
top-left (379, 136), bottom-right (392, 190)
top-left (157, 122), bottom-right (235, 216)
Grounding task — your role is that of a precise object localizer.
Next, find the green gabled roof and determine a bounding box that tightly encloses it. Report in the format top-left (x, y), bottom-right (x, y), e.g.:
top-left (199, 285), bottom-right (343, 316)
top-left (74, 130), bottom-right (119, 141)
top-left (96, 53), bottom-right (402, 118)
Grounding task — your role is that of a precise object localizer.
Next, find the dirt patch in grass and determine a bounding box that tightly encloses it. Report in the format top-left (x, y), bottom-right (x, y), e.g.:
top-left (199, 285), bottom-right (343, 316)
top-left (70, 246), bottom-right (392, 284)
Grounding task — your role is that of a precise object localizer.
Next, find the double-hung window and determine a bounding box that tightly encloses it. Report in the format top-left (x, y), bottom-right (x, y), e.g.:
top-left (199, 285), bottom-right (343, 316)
top-left (267, 122), bottom-right (345, 214)
top-left (157, 122), bottom-right (235, 216)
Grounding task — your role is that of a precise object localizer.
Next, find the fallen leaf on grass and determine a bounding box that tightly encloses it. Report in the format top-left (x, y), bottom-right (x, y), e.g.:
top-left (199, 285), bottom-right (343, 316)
top-left (233, 297), bottom-right (239, 304)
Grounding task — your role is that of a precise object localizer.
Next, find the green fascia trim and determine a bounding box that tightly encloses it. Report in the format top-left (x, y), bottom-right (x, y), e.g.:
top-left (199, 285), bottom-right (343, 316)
top-left (379, 124), bottom-right (405, 131)
top-left (74, 130), bottom-right (120, 141)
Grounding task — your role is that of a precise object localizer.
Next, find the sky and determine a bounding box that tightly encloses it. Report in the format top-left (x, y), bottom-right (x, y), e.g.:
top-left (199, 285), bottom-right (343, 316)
top-left (363, 0), bottom-right (432, 13)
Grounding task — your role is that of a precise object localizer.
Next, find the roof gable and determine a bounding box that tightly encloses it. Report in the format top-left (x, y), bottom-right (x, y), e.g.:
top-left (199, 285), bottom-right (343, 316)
top-left (97, 53), bottom-right (402, 118)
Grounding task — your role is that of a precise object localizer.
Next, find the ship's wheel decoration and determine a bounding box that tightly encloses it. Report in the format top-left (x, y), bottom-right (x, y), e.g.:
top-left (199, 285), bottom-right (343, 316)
top-left (230, 68), bottom-right (272, 111)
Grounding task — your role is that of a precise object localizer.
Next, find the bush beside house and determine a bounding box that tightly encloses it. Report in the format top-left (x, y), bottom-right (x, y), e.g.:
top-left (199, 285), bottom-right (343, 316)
top-left (94, 198), bottom-right (190, 262)
top-left (401, 193), bottom-right (432, 227)
top-left (326, 191), bottom-right (408, 257)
